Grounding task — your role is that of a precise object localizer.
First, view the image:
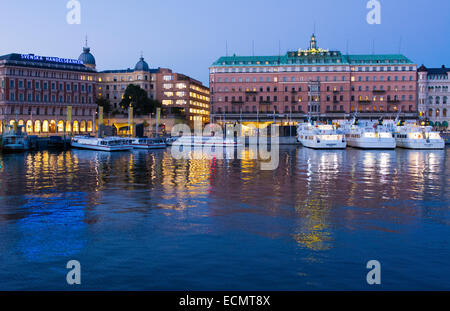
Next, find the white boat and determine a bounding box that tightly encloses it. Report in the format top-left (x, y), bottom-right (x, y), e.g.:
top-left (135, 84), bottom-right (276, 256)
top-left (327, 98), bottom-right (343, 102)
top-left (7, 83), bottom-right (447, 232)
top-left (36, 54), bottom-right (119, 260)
top-left (71, 136), bottom-right (133, 152)
top-left (393, 123), bottom-right (445, 149)
top-left (341, 119), bottom-right (396, 149)
top-left (130, 137), bottom-right (167, 149)
top-left (2, 124), bottom-right (30, 152)
top-left (297, 122), bottom-right (347, 149)
top-left (173, 135), bottom-right (243, 147)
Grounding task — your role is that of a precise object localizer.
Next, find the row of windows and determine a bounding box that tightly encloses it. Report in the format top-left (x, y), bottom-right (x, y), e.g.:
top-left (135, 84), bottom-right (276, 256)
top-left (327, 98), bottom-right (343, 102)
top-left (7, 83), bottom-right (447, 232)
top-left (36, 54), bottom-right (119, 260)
top-left (214, 74), bottom-right (415, 84)
top-left (7, 92), bottom-right (92, 104)
top-left (213, 84), bottom-right (414, 94)
top-left (5, 79), bottom-right (93, 92)
top-left (102, 75), bottom-right (153, 82)
top-left (214, 94), bottom-right (414, 103)
top-left (101, 84), bottom-right (153, 91)
top-left (3, 68), bottom-right (94, 80)
top-left (1, 106), bottom-right (93, 116)
top-left (212, 104), bottom-right (415, 114)
top-left (211, 66), bottom-right (415, 74)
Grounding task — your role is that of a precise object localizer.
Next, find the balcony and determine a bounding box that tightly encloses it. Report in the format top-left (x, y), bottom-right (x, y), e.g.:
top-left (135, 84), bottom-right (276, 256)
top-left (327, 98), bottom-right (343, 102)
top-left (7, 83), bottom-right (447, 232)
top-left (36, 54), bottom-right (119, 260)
top-left (231, 100), bottom-right (244, 105)
top-left (245, 90), bottom-right (258, 95)
top-left (387, 99), bottom-right (400, 103)
top-left (372, 89), bottom-right (386, 94)
top-left (358, 99), bottom-right (371, 104)
top-left (259, 101), bottom-right (271, 105)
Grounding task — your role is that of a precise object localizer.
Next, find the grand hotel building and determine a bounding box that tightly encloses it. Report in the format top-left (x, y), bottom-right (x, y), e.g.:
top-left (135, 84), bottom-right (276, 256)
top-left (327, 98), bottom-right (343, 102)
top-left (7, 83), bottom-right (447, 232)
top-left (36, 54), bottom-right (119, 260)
top-left (209, 35), bottom-right (418, 123)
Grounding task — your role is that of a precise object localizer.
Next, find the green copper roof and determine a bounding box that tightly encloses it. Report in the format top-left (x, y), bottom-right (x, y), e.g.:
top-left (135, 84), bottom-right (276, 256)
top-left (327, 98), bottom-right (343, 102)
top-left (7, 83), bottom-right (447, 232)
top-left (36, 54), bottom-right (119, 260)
top-left (211, 52), bottom-right (414, 67)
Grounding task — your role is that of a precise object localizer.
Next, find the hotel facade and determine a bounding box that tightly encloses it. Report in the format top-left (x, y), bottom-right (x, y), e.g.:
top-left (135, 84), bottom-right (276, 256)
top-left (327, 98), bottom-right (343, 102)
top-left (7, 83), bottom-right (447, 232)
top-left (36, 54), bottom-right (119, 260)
top-left (0, 48), bottom-right (97, 135)
top-left (209, 35), bottom-right (418, 124)
top-left (418, 65), bottom-right (449, 128)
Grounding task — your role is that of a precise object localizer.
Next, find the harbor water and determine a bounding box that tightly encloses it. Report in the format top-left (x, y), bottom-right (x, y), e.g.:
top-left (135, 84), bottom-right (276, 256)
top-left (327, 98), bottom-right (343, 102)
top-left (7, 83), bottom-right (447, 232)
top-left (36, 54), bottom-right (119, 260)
top-left (0, 147), bottom-right (449, 290)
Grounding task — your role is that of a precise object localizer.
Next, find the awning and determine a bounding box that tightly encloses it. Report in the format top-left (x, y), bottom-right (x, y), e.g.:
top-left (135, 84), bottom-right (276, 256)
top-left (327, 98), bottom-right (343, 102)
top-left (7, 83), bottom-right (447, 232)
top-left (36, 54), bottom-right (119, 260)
top-left (428, 121), bottom-right (434, 126)
top-left (435, 122), bottom-right (442, 127)
top-left (442, 121), bottom-right (449, 127)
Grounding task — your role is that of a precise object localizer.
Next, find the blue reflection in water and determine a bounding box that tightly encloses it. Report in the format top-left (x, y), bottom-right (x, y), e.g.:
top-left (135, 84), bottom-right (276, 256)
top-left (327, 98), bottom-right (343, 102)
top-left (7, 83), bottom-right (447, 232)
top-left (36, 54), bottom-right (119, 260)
top-left (0, 148), bottom-right (448, 290)
top-left (16, 192), bottom-right (87, 263)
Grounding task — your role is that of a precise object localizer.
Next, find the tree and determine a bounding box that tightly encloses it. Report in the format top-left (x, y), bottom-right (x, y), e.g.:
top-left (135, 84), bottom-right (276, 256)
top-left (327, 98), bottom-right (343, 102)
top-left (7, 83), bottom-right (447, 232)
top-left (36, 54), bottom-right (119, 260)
top-left (120, 84), bottom-right (161, 116)
top-left (95, 97), bottom-right (112, 114)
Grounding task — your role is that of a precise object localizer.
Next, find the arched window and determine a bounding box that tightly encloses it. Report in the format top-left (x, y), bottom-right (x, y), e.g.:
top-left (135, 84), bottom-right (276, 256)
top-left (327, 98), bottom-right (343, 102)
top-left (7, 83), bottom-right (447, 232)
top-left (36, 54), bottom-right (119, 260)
top-left (50, 120), bottom-right (57, 133)
top-left (34, 120), bottom-right (41, 133)
top-left (57, 121), bottom-right (64, 133)
top-left (428, 109), bottom-right (433, 117)
top-left (42, 120), bottom-right (49, 133)
top-left (73, 121), bottom-right (79, 133)
top-left (443, 108), bottom-right (447, 117)
top-left (436, 96), bottom-right (440, 104)
top-left (87, 121), bottom-right (93, 132)
top-left (26, 120), bottom-right (33, 133)
top-left (436, 109), bottom-right (440, 117)
top-left (444, 96), bottom-right (448, 104)
top-left (80, 120), bottom-right (86, 132)
top-left (66, 122), bottom-right (72, 133)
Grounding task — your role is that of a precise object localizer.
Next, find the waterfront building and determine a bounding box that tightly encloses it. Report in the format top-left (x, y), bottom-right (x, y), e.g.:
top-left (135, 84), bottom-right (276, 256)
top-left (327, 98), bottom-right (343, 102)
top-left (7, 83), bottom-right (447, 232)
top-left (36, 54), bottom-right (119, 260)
top-left (96, 55), bottom-right (161, 111)
top-left (159, 72), bottom-right (210, 126)
top-left (209, 34), bottom-right (418, 125)
top-left (418, 65), bottom-right (449, 129)
top-left (97, 57), bottom-right (210, 126)
top-left (0, 46), bottom-right (97, 135)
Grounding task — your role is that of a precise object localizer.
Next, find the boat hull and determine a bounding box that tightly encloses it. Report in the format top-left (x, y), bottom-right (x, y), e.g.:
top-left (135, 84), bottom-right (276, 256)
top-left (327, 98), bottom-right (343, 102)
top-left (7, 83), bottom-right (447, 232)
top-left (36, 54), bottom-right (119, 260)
top-left (2, 144), bottom-right (29, 153)
top-left (347, 138), bottom-right (396, 149)
top-left (71, 142), bottom-right (132, 152)
top-left (299, 138), bottom-right (347, 149)
top-left (396, 139), bottom-right (445, 149)
top-left (132, 143), bottom-right (167, 149)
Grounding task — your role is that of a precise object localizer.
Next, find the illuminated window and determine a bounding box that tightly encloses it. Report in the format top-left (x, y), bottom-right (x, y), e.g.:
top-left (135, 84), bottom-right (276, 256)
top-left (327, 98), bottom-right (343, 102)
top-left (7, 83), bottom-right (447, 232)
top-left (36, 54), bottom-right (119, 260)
top-left (42, 120), bottom-right (49, 133)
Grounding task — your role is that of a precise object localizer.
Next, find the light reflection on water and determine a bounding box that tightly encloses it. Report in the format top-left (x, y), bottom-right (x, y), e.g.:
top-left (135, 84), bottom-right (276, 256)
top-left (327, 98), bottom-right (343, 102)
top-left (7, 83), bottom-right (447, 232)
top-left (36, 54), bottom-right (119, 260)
top-left (0, 147), bottom-right (448, 290)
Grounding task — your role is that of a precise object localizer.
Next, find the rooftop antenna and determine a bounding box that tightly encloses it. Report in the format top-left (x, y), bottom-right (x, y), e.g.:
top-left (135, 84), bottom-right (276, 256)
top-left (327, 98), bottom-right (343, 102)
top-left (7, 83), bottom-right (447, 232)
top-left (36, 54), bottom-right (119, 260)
top-left (252, 40), bottom-right (255, 56)
top-left (398, 36), bottom-right (403, 54)
top-left (85, 34), bottom-right (88, 47)
top-left (371, 39), bottom-right (375, 55)
top-left (346, 40), bottom-right (349, 55)
top-left (226, 40), bottom-right (228, 57)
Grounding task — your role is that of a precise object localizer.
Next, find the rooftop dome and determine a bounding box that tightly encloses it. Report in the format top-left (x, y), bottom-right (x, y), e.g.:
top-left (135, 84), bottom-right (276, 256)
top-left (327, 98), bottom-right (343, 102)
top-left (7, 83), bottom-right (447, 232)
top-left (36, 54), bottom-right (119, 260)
top-left (134, 56), bottom-right (149, 71)
top-left (78, 46), bottom-right (96, 68)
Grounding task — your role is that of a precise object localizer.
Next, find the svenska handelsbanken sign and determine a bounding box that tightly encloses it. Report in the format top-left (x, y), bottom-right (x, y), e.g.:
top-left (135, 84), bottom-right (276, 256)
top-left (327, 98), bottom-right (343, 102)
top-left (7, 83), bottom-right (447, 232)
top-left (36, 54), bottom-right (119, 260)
top-left (20, 54), bottom-right (84, 65)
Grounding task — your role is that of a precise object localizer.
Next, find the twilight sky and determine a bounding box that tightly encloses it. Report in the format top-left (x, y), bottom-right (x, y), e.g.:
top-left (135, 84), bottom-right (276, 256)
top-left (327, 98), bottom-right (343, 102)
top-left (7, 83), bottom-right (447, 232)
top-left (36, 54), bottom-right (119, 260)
top-left (0, 0), bottom-right (449, 85)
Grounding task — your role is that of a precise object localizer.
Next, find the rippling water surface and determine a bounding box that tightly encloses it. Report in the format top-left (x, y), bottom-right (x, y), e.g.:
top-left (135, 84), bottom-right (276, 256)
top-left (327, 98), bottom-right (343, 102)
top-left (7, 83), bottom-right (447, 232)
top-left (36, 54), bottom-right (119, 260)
top-left (0, 147), bottom-right (449, 290)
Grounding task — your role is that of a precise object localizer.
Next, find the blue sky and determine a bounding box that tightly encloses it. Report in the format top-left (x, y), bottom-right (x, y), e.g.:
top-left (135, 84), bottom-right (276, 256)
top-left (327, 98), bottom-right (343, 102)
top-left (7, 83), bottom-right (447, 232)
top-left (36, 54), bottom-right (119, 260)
top-left (1, 0), bottom-right (449, 85)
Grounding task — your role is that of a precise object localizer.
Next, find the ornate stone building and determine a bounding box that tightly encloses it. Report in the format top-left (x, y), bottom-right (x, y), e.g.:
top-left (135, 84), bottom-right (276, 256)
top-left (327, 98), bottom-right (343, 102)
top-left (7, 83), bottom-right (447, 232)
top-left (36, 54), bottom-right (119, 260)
top-left (418, 65), bottom-right (449, 129)
top-left (0, 45), bottom-right (98, 135)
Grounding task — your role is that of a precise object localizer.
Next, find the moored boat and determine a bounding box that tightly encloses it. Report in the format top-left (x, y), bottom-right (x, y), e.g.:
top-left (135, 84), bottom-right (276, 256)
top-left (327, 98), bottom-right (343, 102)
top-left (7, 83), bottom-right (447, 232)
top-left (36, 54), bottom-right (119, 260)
top-left (71, 136), bottom-right (133, 152)
top-left (130, 137), bottom-right (167, 149)
top-left (173, 135), bottom-right (243, 147)
top-left (297, 122), bottom-right (347, 149)
top-left (341, 118), bottom-right (396, 150)
top-left (1, 124), bottom-right (30, 152)
top-left (393, 123), bottom-right (445, 149)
